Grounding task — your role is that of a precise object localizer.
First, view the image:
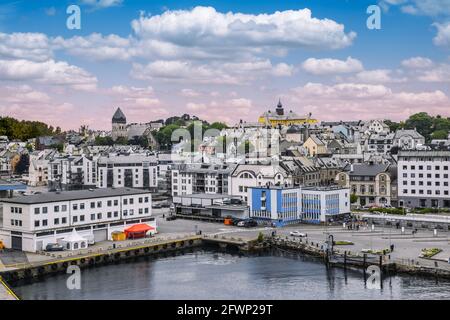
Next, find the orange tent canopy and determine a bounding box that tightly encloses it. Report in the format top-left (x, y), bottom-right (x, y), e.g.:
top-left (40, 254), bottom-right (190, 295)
top-left (124, 224), bottom-right (155, 234)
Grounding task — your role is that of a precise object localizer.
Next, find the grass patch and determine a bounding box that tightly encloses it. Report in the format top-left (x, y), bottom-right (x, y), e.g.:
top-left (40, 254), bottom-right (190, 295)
top-left (361, 248), bottom-right (391, 255)
top-left (334, 240), bottom-right (354, 246)
top-left (420, 248), bottom-right (442, 258)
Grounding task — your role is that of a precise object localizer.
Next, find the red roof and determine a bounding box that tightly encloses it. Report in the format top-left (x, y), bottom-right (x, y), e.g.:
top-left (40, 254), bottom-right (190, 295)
top-left (124, 224), bottom-right (155, 233)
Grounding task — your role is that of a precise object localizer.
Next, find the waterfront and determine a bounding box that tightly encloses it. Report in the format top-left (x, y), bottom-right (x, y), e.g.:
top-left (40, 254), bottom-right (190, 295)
top-left (13, 250), bottom-right (450, 300)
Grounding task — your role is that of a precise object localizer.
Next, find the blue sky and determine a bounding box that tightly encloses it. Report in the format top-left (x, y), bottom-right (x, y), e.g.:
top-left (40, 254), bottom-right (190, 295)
top-left (0, 0), bottom-right (449, 129)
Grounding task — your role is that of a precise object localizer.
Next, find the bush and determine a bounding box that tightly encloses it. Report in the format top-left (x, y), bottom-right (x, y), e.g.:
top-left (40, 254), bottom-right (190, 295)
top-left (421, 248), bottom-right (442, 258)
top-left (368, 207), bottom-right (405, 215)
top-left (257, 232), bottom-right (264, 243)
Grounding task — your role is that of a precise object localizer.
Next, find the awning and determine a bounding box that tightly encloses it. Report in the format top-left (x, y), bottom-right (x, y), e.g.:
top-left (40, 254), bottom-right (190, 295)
top-left (124, 224), bottom-right (155, 234)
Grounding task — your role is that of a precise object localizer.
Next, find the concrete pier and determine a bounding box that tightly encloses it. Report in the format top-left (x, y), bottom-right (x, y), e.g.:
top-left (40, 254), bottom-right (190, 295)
top-left (0, 235), bottom-right (203, 283)
top-left (0, 276), bottom-right (19, 300)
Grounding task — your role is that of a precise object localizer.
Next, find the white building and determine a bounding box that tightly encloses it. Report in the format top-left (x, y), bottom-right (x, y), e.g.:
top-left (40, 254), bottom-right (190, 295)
top-left (229, 163), bottom-right (293, 202)
top-left (248, 185), bottom-right (350, 226)
top-left (28, 149), bottom-right (58, 187)
top-left (394, 129), bottom-right (426, 150)
top-left (97, 154), bottom-right (158, 191)
top-left (398, 150), bottom-right (450, 208)
top-left (0, 188), bottom-right (155, 252)
top-left (171, 163), bottom-right (235, 196)
top-left (48, 155), bottom-right (97, 191)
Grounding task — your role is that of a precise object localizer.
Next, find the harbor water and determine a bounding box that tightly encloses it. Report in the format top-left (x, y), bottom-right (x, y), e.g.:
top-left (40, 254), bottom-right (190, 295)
top-left (13, 250), bottom-right (450, 300)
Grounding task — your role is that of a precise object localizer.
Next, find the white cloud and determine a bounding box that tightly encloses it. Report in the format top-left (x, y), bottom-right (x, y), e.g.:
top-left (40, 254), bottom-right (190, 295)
top-left (350, 69), bottom-right (406, 84)
top-left (181, 89), bottom-right (201, 97)
top-left (417, 63), bottom-right (450, 82)
top-left (53, 33), bottom-right (133, 61)
top-left (433, 22), bottom-right (450, 47)
top-left (0, 85), bottom-right (74, 125)
top-left (381, 0), bottom-right (450, 16)
top-left (401, 56), bottom-right (434, 68)
top-left (0, 32), bottom-right (52, 62)
top-left (288, 82), bottom-right (449, 121)
top-left (301, 56), bottom-right (363, 75)
top-left (132, 6), bottom-right (356, 51)
top-left (131, 59), bottom-right (294, 84)
top-left (80, 0), bottom-right (123, 8)
top-left (0, 59), bottom-right (98, 91)
top-left (186, 102), bottom-right (208, 111)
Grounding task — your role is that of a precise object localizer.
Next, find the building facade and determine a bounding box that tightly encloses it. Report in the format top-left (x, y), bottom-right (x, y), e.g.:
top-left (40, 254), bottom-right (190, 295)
top-left (171, 163), bottom-right (234, 196)
top-left (0, 188), bottom-right (155, 252)
top-left (398, 150), bottom-right (450, 208)
top-left (336, 163), bottom-right (397, 207)
top-left (97, 154), bottom-right (158, 191)
top-left (248, 186), bottom-right (350, 225)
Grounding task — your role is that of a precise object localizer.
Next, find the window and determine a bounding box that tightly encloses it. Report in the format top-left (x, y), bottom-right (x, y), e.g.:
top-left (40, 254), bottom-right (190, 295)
top-left (91, 214), bottom-right (95, 220)
top-left (54, 205), bottom-right (59, 213)
top-left (123, 199), bottom-right (128, 205)
top-left (144, 197), bottom-right (149, 203)
top-left (80, 215), bottom-right (85, 222)
top-left (114, 211), bottom-right (119, 217)
top-left (107, 212), bottom-right (112, 218)
top-left (129, 198), bottom-right (134, 205)
top-left (34, 208), bottom-right (40, 214)
top-left (139, 197), bottom-right (143, 203)
top-left (34, 221), bottom-right (40, 227)
top-left (62, 217), bottom-right (67, 224)
top-left (123, 210), bottom-right (128, 216)
top-left (42, 207), bottom-right (48, 214)
top-left (42, 220), bottom-right (48, 226)
top-left (73, 216), bottom-right (78, 223)
top-left (54, 218), bottom-right (60, 225)
top-left (90, 202), bottom-right (95, 209)
top-left (73, 204), bottom-right (78, 210)
top-left (107, 200), bottom-right (112, 207)
top-left (80, 203), bottom-right (85, 210)
top-left (97, 201), bottom-right (102, 208)
top-left (97, 213), bottom-right (102, 220)
top-left (62, 205), bottom-right (67, 212)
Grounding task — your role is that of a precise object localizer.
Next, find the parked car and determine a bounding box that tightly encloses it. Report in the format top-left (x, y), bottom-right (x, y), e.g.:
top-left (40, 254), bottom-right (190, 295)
top-left (160, 202), bottom-right (171, 208)
top-left (238, 219), bottom-right (258, 228)
top-left (166, 215), bottom-right (177, 221)
top-left (237, 221), bottom-right (246, 227)
top-left (152, 203), bottom-right (162, 209)
top-left (45, 243), bottom-right (64, 252)
top-left (290, 231), bottom-right (307, 238)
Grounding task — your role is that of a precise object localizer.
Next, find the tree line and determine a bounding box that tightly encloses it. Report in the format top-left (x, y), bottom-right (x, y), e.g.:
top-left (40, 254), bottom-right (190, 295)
top-left (0, 117), bottom-right (61, 141)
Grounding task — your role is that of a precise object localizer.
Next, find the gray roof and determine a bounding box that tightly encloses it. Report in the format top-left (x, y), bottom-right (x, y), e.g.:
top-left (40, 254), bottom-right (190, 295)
top-left (1, 188), bottom-right (150, 205)
top-left (112, 107), bottom-right (126, 124)
top-left (398, 150), bottom-right (450, 157)
top-left (345, 163), bottom-right (390, 176)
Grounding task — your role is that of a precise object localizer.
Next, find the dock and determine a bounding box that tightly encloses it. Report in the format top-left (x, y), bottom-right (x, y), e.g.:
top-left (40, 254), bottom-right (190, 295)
top-left (0, 235), bottom-right (202, 283)
top-left (0, 276), bottom-right (19, 300)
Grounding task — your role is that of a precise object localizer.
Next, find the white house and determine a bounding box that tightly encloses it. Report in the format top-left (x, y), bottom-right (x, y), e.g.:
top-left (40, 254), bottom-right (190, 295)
top-left (0, 188), bottom-right (155, 252)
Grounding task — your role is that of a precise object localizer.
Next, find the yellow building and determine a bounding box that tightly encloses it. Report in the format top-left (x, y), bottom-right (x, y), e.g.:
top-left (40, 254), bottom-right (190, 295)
top-left (303, 135), bottom-right (329, 157)
top-left (258, 100), bottom-right (318, 127)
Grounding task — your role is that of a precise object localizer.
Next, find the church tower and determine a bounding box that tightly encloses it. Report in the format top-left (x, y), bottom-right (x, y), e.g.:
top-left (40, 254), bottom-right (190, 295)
top-left (111, 107), bottom-right (128, 141)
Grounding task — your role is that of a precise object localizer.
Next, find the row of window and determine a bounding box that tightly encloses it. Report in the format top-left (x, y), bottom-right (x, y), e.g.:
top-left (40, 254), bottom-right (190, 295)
top-left (402, 189), bottom-right (449, 196)
top-left (33, 197), bottom-right (150, 215)
top-left (402, 173), bottom-right (449, 179)
top-left (402, 180), bottom-right (449, 187)
top-left (402, 165), bottom-right (449, 171)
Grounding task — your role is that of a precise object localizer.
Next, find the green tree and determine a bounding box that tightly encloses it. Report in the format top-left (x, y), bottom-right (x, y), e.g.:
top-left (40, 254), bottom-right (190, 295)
top-left (404, 112), bottom-right (434, 141)
top-left (350, 194), bottom-right (358, 204)
top-left (431, 130), bottom-right (449, 140)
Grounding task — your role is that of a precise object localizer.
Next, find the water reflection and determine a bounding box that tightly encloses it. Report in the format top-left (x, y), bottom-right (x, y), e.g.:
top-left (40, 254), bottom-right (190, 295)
top-left (13, 250), bottom-right (450, 300)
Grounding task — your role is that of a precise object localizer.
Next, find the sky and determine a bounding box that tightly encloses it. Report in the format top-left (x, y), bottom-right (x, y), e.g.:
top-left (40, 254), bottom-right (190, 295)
top-left (0, 0), bottom-right (449, 130)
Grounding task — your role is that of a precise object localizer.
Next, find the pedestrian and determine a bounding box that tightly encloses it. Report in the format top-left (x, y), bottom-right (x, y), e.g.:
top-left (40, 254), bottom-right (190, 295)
top-left (390, 244), bottom-right (394, 252)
